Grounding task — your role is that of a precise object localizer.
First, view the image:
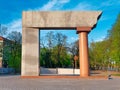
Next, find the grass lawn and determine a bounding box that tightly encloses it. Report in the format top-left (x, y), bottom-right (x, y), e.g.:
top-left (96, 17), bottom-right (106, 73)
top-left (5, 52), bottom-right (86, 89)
top-left (112, 73), bottom-right (120, 76)
top-left (91, 70), bottom-right (120, 77)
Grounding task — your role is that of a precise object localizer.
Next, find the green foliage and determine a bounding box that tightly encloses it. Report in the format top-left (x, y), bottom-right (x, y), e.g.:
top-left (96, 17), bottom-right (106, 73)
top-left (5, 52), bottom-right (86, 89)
top-left (6, 31), bottom-right (22, 73)
top-left (109, 14), bottom-right (120, 66)
top-left (112, 73), bottom-right (120, 76)
top-left (89, 40), bottom-right (110, 70)
top-left (7, 43), bottom-right (21, 73)
top-left (89, 14), bottom-right (120, 71)
top-left (40, 32), bottom-right (74, 68)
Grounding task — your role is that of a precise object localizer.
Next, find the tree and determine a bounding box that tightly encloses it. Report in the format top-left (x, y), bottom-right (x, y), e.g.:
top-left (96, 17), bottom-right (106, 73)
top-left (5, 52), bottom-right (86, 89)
top-left (89, 39), bottom-right (111, 70)
top-left (40, 31), bottom-right (54, 68)
top-left (40, 31), bottom-right (72, 68)
top-left (0, 24), bottom-right (7, 36)
top-left (7, 31), bottom-right (22, 44)
top-left (7, 31), bottom-right (22, 73)
top-left (54, 32), bottom-right (68, 67)
top-left (68, 40), bottom-right (79, 68)
top-left (108, 14), bottom-right (120, 71)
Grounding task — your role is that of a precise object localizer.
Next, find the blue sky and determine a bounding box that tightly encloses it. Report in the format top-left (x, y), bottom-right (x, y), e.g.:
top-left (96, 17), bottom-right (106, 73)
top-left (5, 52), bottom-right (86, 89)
top-left (0, 0), bottom-right (120, 43)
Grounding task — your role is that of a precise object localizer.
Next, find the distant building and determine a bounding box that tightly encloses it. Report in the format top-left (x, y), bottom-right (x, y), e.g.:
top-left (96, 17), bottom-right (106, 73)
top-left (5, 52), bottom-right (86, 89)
top-left (0, 36), bottom-right (12, 68)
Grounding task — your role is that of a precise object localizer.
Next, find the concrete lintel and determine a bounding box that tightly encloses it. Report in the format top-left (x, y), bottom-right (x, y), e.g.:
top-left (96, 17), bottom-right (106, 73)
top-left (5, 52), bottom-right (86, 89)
top-left (22, 11), bottom-right (102, 28)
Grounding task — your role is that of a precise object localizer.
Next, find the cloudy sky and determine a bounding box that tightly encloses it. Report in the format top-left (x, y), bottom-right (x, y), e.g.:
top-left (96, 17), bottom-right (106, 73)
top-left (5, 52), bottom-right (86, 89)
top-left (0, 0), bottom-right (120, 42)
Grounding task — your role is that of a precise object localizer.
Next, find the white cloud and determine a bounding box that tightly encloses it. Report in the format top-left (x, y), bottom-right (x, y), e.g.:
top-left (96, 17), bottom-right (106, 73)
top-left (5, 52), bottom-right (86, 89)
top-left (73, 2), bottom-right (95, 10)
top-left (73, 0), bottom-right (120, 11)
top-left (6, 0), bottom-right (70, 35)
top-left (90, 35), bottom-right (106, 42)
top-left (58, 0), bottom-right (70, 4)
top-left (35, 0), bottom-right (70, 11)
top-left (95, 37), bottom-right (105, 42)
top-left (39, 0), bottom-right (57, 10)
top-left (70, 37), bottom-right (78, 41)
top-left (96, 0), bottom-right (120, 10)
top-left (101, 0), bottom-right (118, 7)
top-left (7, 19), bottom-right (22, 33)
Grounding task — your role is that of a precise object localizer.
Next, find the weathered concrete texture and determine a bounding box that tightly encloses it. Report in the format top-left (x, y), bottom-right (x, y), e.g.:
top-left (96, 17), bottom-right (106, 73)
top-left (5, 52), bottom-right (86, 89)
top-left (22, 11), bottom-right (102, 28)
top-left (22, 28), bottom-right (39, 76)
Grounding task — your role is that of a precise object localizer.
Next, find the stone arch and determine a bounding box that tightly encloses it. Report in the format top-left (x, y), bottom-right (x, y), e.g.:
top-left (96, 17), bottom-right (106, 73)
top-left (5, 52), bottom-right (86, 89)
top-left (21, 11), bottom-right (102, 77)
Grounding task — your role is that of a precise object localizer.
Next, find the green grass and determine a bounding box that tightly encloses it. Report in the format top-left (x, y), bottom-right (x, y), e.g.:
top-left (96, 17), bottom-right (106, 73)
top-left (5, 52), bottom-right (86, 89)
top-left (112, 74), bottom-right (120, 76)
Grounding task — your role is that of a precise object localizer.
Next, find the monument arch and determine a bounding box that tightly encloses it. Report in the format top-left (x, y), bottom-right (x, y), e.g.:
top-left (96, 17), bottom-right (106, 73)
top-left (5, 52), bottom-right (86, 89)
top-left (21, 11), bottom-right (102, 77)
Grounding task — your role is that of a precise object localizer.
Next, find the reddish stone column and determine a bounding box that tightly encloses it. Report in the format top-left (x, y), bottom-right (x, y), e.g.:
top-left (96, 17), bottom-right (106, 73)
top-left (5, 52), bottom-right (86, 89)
top-left (79, 32), bottom-right (89, 77)
top-left (77, 27), bottom-right (91, 77)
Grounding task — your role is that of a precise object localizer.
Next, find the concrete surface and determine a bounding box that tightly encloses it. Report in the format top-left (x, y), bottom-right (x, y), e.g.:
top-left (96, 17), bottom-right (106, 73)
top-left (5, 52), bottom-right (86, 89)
top-left (22, 28), bottom-right (39, 76)
top-left (40, 68), bottom-right (57, 74)
top-left (22, 11), bottom-right (102, 28)
top-left (0, 76), bottom-right (120, 90)
top-left (58, 68), bottom-right (80, 75)
top-left (40, 68), bottom-right (80, 75)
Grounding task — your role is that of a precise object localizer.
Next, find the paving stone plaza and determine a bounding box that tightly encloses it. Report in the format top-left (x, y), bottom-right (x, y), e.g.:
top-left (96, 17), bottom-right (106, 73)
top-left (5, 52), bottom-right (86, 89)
top-left (0, 76), bottom-right (120, 90)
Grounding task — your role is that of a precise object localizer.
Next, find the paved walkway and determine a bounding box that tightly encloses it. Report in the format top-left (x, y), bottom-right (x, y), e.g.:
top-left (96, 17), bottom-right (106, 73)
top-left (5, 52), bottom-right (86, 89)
top-left (0, 75), bottom-right (120, 90)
